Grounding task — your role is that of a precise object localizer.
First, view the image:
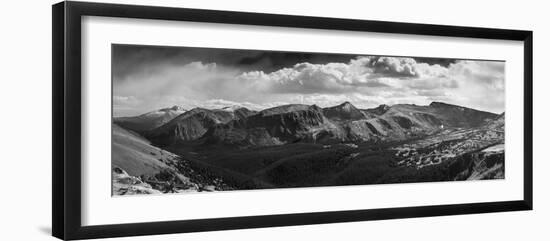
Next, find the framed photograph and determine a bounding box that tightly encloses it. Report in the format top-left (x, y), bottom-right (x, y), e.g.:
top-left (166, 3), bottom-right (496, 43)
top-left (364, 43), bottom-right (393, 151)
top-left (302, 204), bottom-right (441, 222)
top-left (52, 1), bottom-right (533, 240)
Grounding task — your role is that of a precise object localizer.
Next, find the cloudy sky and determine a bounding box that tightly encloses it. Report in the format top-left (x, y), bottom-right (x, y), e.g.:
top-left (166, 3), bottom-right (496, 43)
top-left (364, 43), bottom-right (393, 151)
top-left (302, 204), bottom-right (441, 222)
top-left (112, 44), bottom-right (505, 117)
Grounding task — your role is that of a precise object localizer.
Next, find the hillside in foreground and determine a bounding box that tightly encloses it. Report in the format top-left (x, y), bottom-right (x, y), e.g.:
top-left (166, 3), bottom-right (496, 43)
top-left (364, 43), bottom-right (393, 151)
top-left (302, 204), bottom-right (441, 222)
top-left (112, 123), bottom-right (233, 195)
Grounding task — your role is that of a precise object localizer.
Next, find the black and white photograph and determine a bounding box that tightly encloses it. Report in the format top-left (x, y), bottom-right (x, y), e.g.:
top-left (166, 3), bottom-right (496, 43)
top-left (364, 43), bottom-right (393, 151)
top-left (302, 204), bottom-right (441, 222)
top-left (0, 0), bottom-right (543, 240)
top-left (111, 44), bottom-right (506, 195)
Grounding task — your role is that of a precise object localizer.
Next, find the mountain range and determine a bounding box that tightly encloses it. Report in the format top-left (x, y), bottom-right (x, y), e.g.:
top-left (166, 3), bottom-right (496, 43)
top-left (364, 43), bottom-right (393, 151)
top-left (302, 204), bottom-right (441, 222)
top-left (116, 101), bottom-right (498, 148)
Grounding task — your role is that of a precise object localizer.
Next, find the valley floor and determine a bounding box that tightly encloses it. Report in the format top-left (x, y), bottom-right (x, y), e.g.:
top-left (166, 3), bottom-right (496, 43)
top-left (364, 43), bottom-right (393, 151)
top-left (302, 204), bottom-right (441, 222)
top-left (152, 127), bottom-right (504, 193)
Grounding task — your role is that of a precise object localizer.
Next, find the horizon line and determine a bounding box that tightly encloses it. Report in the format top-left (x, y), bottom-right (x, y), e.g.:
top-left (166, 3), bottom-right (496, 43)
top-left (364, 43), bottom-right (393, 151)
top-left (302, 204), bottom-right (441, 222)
top-left (113, 100), bottom-right (501, 118)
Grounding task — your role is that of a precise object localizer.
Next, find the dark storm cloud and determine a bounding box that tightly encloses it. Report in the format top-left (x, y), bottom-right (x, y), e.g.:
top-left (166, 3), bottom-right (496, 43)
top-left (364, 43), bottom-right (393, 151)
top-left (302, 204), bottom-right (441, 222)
top-left (413, 57), bottom-right (457, 67)
top-left (237, 51), bottom-right (353, 72)
top-left (112, 44), bottom-right (354, 82)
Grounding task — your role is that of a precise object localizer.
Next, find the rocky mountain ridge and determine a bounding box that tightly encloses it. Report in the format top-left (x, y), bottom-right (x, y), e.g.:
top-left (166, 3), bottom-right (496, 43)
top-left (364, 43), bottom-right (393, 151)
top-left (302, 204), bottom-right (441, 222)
top-left (116, 102), bottom-right (499, 148)
top-left (199, 102), bottom-right (498, 147)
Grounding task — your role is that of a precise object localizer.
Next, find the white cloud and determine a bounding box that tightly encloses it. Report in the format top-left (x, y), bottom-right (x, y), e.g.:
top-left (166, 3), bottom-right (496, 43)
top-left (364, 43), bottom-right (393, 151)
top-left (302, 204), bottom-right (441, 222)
top-left (372, 57), bottom-right (420, 77)
top-left (113, 56), bottom-right (505, 117)
top-left (237, 56), bottom-right (463, 94)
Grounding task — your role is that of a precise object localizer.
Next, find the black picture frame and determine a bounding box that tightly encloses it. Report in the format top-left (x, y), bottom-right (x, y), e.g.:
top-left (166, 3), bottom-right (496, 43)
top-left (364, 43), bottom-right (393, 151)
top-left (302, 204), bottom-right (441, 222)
top-left (52, 1), bottom-right (533, 240)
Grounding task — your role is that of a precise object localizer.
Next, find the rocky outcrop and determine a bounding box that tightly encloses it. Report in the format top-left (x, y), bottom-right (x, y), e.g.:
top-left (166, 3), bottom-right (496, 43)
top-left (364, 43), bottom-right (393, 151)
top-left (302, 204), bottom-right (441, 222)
top-left (364, 104), bottom-right (391, 116)
top-left (449, 144), bottom-right (505, 181)
top-left (112, 167), bottom-right (162, 195)
top-left (323, 101), bottom-right (366, 121)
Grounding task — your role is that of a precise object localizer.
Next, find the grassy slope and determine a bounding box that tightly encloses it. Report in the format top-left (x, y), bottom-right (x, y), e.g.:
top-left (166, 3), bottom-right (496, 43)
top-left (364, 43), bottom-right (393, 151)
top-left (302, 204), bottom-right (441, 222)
top-left (112, 123), bottom-right (180, 177)
top-left (168, 141), bottom-right (406, 189)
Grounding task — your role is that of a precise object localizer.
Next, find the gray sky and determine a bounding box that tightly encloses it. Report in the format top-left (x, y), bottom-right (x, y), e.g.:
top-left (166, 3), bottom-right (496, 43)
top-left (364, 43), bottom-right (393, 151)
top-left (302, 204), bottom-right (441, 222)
top-left (112, 44), bottom-right (505, 117)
